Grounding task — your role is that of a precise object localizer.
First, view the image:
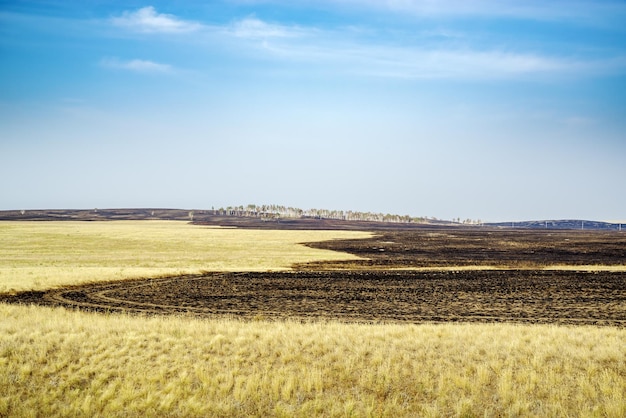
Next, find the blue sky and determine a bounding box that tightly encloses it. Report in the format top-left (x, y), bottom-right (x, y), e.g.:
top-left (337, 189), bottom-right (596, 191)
top-left (1, 1), bottom-right (625, 222)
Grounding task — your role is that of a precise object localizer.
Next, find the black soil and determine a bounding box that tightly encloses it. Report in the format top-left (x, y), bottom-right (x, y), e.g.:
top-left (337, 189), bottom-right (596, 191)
top-left (2, 228), bottom-right (624, 325)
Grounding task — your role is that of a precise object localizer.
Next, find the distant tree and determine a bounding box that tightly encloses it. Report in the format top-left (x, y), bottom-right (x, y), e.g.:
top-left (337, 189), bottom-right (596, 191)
top-left (213, 202), bottom-right (439, 226)
top-left (246, 204), bottom-right (257, 216)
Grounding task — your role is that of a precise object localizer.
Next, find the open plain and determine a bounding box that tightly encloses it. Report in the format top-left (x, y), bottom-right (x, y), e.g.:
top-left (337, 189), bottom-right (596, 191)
top-left (3, 224), bottom-right (624, 325)
top-left (1, 220), bottom-right (625, 417)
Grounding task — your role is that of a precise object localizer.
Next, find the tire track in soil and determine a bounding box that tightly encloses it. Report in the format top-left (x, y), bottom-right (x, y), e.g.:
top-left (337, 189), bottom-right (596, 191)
top-left (5, 270), bottom-right (625, 326)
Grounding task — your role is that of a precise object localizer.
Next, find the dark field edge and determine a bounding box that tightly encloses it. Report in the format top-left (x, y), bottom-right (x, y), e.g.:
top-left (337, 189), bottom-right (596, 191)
top-left (1, 271), bottom-right (624, 327)
top-left (296, 229), bottom-right (626, 270)
top-left (2, 215), bottom-right (625, 325)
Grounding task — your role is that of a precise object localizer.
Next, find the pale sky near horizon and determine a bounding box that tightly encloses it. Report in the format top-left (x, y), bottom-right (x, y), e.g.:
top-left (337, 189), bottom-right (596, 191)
top-left (1, 1), bottom-right (625, 222)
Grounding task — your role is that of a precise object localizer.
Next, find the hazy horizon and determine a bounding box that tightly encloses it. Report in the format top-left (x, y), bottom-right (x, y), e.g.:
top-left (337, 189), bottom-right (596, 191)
top-left (1, 1), bottom-right (625, 223)
top-left (1, 207), bottom-right (625, 226)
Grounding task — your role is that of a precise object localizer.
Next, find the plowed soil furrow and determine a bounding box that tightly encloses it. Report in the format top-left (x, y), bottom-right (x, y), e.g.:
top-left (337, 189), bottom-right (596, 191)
top-left (4, 271), bottom-right (624, 325)
top-left (3, 228), bottom-right (625, 325)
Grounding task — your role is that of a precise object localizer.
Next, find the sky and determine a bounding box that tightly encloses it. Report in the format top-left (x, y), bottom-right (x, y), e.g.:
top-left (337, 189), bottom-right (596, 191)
top-left (1, 0), bottom-right (625, 222)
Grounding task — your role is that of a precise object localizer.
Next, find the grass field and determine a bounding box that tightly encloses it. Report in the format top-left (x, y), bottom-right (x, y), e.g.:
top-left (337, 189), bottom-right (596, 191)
top-left (0, 221), bottom-right (370, 292)
top-left (1, 221), bottom-right (625, 417)
top-left (2, 304), bottom-right (624, 417)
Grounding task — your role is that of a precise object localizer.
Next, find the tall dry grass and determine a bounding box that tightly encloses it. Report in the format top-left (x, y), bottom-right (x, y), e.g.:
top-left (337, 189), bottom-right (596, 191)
top-left (1, 304), bottom-right (624, 417)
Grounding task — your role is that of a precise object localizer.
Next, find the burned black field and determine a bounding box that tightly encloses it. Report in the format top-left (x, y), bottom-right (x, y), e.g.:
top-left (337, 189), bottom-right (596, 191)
top-left (298, 228), bottom-right (626, 269)
top-left (3, 227), bottom-right (624, 325)
top-left (5, 270), bottom-right (623, 325)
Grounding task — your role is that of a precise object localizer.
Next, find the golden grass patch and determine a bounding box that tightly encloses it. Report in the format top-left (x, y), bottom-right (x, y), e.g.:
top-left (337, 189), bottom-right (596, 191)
top-left (1, 304), bottom-right (624, 417)
top-left (0, 221), bottom-right (370, 292)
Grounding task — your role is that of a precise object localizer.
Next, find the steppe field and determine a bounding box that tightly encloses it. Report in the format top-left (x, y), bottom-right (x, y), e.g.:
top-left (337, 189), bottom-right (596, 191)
top-left (1, 220), bottom-right (625, 417)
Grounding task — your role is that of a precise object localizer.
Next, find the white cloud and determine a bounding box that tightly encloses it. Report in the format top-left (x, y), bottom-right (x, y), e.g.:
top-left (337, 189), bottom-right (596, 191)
top-left (230, 17), bottom-right (309, 39)
top-left (414, 50), bottom-right (566, 78)
top-left (296, 0), bottom-right (626, 22)
top-left (233, 0), bottom-right (626, 26)
top-left (229, 18), bottom-right (622, 80)
top-left (100, 57), bottom-right (172, 73)
top-left (383, 0), bottom-right (564, 18)
top-left (111, 6), bottom-right (202, 33)
top-left (104, 10), bottom-right (626, 81)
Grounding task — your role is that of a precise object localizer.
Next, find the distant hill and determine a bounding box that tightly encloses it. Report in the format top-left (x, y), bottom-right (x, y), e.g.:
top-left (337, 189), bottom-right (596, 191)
top-left (486, 219), bottom-right (623, 231)
top-left (0, 208), bottom-right (193, 221)
top-left (0, 209), bottom-right (622, 231)
top-left (0, 208), bottom-right (441, 230)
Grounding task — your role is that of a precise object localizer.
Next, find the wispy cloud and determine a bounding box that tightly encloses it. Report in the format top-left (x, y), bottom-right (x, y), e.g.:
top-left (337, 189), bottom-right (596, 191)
top-left (263, 44), bottom-right (565, 79)
top-left (380, 0), bottom-right (594, 19)
top-left (360, 49), bottom-right (567, 79)
top-left (229, 0), bottom-right (626, 31)
top-left (100, 57), bottom-right (173, 73)
top-left (103, 7), bottom-right (626, 81)
top-left (226, 17), bottom-right (626, 80)
top-left (111, 6), bottom-right (203, 33)
top-left (241, 0), bottom-right (626, 24)
top-left (230, 17), bottom-right (308, 39)
top-left (393, 0), bottom-right (626, 22)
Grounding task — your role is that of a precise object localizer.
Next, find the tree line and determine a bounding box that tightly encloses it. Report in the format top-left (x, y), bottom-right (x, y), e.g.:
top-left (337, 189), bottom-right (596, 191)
top-left (208, 204), bottom-right (429, 224)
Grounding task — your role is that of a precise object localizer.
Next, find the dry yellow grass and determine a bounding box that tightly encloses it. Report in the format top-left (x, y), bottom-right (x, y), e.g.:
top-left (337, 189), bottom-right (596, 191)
top-left (1, 220), bottom-right (624, 417)
top-left (1, 304), bottom-right (624, 417)
top-left (542, 264), bottom-right (626, 272)
top-left (0, 221), bottom-right (370, 292)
